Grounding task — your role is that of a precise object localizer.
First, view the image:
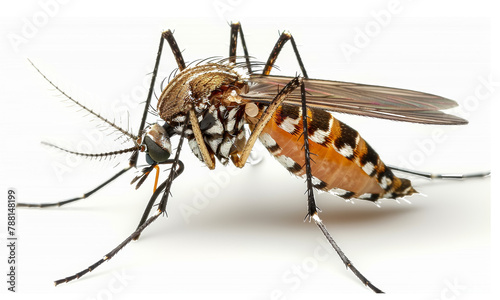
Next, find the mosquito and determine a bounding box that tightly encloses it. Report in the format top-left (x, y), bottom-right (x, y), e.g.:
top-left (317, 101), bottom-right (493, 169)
top-left (18, 22), bottom-right (489, 294)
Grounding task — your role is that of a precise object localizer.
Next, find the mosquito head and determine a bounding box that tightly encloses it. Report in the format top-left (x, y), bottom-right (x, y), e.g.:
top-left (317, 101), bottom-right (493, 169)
top-left (139, 123), bottom-right (172, 164)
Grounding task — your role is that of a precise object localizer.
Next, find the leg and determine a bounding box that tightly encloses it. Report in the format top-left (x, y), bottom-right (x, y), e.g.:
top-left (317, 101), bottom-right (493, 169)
top-left (134, 159), bottom-right (184, 236)
top-left (298, 81), bottom-right (383, 293)
top-left (17, 166), bottom-right (132, 208)
top-left (300, 81), bottom-right (317, 218)
top-left (259, 31), bottom-right (382, 291)
top-left (55, 206), bottom-right (162, 285)
top-left (262, 31), bottom-right (308, 78)
top-left (229, 22), bottom-right (252, 73)
top-left (52, 32), bottom-right (191, 284)
top-left (55, 119), bottom-right (190, 285)
top-left (135, 29), bottom-right (186, 150)
top-left (189, 108), bottom-right (216, 169)
top-left (130, 164), bottom-right (159, 190)
top-left (19, 30), bottom-right (188, 208)
top-left (18, 62), bottom-right (141, 208)
top-left (230, 23), bottom-right (308, 77)
top-left (387, 165), bottom-right (490, 179)
top-left (313, 214), bottom-right (383, 293)
top-left (162, 30), bottom-right (186, 71)
top-left (232, 77), bottom-right (302, 167)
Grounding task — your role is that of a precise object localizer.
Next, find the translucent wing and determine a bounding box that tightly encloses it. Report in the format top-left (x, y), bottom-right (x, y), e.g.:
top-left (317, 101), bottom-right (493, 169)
top-left (243, 75), bottom-right (467, 125)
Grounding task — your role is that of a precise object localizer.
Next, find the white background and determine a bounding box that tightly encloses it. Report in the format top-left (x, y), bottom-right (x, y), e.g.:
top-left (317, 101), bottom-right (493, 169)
top-left (0, 1), bottom-right (495, 300)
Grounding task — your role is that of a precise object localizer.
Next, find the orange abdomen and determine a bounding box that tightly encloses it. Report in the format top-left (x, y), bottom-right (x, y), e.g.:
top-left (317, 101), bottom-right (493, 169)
top-left (254, 105), bottom-right (416, 201)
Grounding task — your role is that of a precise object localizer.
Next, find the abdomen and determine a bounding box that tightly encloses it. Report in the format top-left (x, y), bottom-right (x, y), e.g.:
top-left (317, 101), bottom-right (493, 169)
top-left (254, 105), bottom-right (416, 201)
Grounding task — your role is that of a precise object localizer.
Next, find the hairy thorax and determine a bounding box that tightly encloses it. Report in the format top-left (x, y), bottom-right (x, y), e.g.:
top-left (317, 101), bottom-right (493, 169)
top-left (157, 63), bottom-right (249, 121)
top-left (157, 63), bottom-right (252, 165)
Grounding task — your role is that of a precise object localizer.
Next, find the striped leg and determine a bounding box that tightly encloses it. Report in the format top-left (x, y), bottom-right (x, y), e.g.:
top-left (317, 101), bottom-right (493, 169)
top-left (232, 77), bottom-right (301, 167)
top-left (133, 160), bottom-right (184, 236)
top-left (17, 166), bottom-right (133, 208)
top-left (262, 30), bottom-right (308, 77)
top-left (55, 121), bottom-right (189, 286)
top-left (247, 27), bottom-right (384, 292)
top-left (18, 30), bottom-right (187, 209)
top-left (230, 24), bottom-right (311, 167)
top-left (257, 27), bottom-right (384, 291)
top-left (298, 80), bottom-right (383, 293)
top-left (229, 22), bottom-right (252, 73)
top-left (313, 214), bottom-right (384, 293)
top-left (229, 22), bottom-right (308, 78)
top-left (387, 165), bottom-right (490, 179)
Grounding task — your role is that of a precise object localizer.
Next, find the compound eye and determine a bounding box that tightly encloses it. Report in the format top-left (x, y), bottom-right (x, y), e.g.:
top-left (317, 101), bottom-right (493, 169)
top-left (142, 124), bottom-right (172, 163)
top-left (144, 136), bottom-right (171, 163)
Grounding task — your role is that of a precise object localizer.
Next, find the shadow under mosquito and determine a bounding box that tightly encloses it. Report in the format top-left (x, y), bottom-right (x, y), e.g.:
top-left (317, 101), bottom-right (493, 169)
top-left (47, 196), bottom-right (424, 288)
top-left (316, 202), bottom-right (421, 226)
top-left (148, 197), bottom-right (423, 235)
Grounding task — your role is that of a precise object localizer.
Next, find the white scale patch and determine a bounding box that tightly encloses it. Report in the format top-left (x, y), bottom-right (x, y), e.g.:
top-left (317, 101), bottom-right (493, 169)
top-left (237, 118), bottom-right (245, 130)
top-left (302, 175), bottom-right (325, 189)
top-left (309, 116), bottom-right (333, 145)
top-left (226, 118), bottom-right (236, 132)
top-left (402, 186), bottom-right (413, 194)
top-left (362, 162), bottom-right (375, 176)
top-left (338, 144), bottom-right (354, 157)
top-left (380, 176), bottom-right (392, 190)
top-left (279, 116), bottom-right (300, 134)
top-left (175, 126), bottom-right (193, 136)
top-left (259, 133), bottom-right (279, 152)
top-left (328, 188), bottom-right (347, 195)
top-left (276, 155), bottom-right (297, 169)
top-left (207, 137), bottom-right (222, 153)
top-left (328, 188), bottom-right (354, 200)
top-left (224, 107), bottom-right (241, 132)
top-left (227, 107), bottom-right (238, 120)
top-left (220, 139), bottom-right (233, 158)
top-left (309, 129), bottom-right (327, 145)
top-left (205, 119), bottom-right (223, 135)
top-left (195, 101), bottom-right (208, 113)
top-left (172, 115), bottom-right (186, 122)
top-left (358, 193), bottom-right (372, 200)
top-left (188, 139), bottom-right (202, 160)
top-left (382, 191), bottom-right (400, 199)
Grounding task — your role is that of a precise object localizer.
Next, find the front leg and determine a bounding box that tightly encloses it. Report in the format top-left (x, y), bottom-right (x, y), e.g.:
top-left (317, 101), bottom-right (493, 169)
top-left (189, 108), bottom-right (216, 170)
top-left (232, 77), bottom-right (301, 168)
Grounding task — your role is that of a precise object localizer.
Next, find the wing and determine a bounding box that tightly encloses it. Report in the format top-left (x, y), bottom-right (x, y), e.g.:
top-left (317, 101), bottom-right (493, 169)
top-left (243, 75), bottom-right (467, 125)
